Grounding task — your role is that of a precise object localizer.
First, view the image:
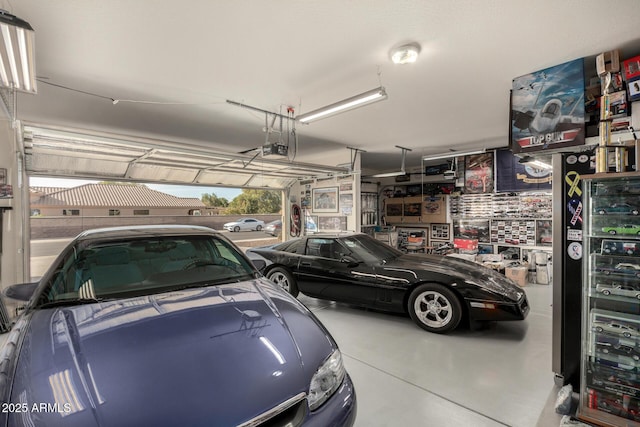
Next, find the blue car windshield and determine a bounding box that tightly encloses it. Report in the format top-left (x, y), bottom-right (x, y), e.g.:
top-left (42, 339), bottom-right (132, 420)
top-left (37, 235), bottom-right (256, 307)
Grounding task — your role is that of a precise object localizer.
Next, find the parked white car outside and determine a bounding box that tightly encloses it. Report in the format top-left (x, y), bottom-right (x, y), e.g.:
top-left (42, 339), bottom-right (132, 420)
top-left (223, 218), bottom-right (265, 232)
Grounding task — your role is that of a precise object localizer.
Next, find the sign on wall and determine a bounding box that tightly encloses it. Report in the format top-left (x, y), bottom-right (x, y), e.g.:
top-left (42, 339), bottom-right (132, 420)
top-left (511, 58), bottom-right (585, 153)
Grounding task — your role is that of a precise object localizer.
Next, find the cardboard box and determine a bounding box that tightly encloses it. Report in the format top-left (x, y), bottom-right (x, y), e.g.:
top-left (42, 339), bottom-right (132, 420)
top-left (597, 50), bottom-right (620, 76)
top-left (505, 266), bottom-right (528, 287)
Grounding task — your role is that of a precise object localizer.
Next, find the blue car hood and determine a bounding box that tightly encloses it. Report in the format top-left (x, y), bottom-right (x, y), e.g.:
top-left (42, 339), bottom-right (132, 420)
top-left (8, 280), bottom-right (333, 427)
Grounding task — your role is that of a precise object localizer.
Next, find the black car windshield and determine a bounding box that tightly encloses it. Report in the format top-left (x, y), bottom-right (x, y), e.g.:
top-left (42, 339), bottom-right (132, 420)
top-left (36, 235), bottom-right (256, 307)
top-left (340, 235), bottom-right (403, 263)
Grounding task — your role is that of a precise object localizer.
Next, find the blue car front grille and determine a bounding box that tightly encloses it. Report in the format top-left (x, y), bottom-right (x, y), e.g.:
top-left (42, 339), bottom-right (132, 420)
top-left (238, 393), bottom-right (307, 427)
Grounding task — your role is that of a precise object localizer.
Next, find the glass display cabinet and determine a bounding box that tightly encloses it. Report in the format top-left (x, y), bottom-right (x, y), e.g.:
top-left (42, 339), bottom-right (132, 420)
top-left (579, 173), bottom-right (640, 426)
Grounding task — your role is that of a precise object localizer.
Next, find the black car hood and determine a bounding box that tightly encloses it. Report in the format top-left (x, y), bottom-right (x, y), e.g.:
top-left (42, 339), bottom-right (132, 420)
top-left (383, 254), bottom-right (524, 301)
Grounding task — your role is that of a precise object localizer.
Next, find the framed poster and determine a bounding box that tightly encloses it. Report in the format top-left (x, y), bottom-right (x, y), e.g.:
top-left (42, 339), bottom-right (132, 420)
top-left (465, 153), bottom-right (494, 194)
top-left (511, 58), bottom-right (585, 153)
top-left (318, 216), bottom-right (347, 231)
top-left (312, 187), bottom-right (338, 213)
top-left (339, 193), bottom-right (353, 215)
top-left (339, 182), bottom-right (353, 192)
top-left (430, 223), bottom-right (450, 241)
top-left (490, 219), bottom-right (536, 246)
top-left (454, 219), bottom-right (490, 243)
top-left (305, 213), bottom-right (318, 233)
top-left (536, 220), bottom-right (552, 246)
top-left (385, 200), bottom-right (403, 217)
top-left (403, 201), bottom-right (422, 217)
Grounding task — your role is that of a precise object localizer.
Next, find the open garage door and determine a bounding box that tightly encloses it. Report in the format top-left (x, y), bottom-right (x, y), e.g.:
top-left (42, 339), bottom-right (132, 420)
top-left (22, 123), bottom-right (347, 189)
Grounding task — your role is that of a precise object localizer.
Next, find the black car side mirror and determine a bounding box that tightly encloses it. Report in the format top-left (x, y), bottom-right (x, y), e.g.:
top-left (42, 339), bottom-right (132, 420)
top-left (340, 256), bottom-right (360, 268)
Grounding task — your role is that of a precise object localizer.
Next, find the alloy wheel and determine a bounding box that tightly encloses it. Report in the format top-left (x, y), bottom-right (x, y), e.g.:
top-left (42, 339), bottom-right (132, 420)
top-left (270, 271), bottom-right (291, 292)
top-left (413, 290), bottom-right (453, 329)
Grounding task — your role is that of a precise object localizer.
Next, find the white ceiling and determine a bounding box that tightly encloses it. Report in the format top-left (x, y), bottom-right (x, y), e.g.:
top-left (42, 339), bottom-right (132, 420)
top-left (10, 0), bottom-right (640, 175)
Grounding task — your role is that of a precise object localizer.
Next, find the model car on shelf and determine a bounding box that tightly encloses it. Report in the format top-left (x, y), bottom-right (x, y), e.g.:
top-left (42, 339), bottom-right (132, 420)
top-left (595, 203), bottom-right (640, 215)
top-left (0, 226), bottom-right (357, 427)
top-left (601, 224), bottom-right (640, 235)
top-left (596, 341), bottom-right (640, 361)
top-left (596, 282), bottom-right (640, 299)
top-left (222, 217), bottom-right (266, 232)
top-left (595, 182), bottom-right (640, 196)
top-left (246, 232), bottom-right (529, 334)
top-left (602, 240), bottom-right (640, 256)
top-left (590, 362), bottom-right (640, 388)
top-left (596, 394), bottom-right (640, 420)
top-left (592, 320), bottom-right (640, 338)
top-left (595, 263), bottom-right (640, 278)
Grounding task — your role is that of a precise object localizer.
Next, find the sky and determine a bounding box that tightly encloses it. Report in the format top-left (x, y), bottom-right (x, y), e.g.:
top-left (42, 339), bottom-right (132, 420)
top-left (29, 177), bottom-right (243, 201)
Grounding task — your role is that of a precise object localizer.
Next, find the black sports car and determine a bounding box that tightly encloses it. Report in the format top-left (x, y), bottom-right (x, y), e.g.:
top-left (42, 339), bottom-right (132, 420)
top-left (247, 233), bottom-right (529, 334)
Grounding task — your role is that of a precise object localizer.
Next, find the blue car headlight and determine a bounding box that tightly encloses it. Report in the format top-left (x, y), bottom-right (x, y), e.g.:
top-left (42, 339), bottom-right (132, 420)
top-left (308, 349), bottom-right (345, 411)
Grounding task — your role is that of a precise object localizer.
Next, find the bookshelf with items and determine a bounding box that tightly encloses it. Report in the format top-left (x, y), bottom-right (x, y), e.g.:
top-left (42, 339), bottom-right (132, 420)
top-left (360, 182), bottom-right (379, 236)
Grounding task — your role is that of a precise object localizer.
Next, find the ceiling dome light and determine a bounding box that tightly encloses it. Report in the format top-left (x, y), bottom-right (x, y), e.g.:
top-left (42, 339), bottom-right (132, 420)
top-left (390, 43), bottom-right (421, 65)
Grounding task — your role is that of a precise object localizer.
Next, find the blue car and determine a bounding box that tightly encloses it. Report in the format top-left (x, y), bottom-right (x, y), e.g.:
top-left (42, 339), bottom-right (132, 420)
top-left (0, 225), bottom-right (356, 427)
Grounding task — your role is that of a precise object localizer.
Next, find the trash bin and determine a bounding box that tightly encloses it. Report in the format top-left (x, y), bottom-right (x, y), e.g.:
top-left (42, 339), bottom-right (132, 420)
top-left (528, 264), bottom-right (537, 284)
top-left (535, 251), bottom-right (551, 285)
top-left (536, 263), bottom-right (550, 285)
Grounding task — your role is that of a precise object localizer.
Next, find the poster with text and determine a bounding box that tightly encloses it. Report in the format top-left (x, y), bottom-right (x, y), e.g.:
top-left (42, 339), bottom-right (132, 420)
top-left (511, 58), bottom-right (585, 153)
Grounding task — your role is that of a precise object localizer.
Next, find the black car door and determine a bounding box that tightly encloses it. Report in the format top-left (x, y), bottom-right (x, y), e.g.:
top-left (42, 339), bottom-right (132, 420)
top-left (295, 237), bottom-right (377, 304)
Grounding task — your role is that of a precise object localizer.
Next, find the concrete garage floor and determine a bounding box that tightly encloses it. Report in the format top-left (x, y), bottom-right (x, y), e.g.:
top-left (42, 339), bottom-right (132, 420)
top-left (300, 284), bottom-right (564, 427)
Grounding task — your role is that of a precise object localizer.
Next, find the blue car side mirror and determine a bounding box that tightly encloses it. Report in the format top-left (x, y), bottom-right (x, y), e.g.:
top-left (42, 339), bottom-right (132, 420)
top-left (251, 259), bottom-right (267, 271)
top-left (4, 282), bottom-right (38, 302)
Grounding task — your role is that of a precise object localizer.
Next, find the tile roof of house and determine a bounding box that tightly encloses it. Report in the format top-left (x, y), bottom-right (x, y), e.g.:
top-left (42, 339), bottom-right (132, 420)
top-left (31, 184), bottom-right (205, 208)
top-left (31, 187), bottom-right (67, 194)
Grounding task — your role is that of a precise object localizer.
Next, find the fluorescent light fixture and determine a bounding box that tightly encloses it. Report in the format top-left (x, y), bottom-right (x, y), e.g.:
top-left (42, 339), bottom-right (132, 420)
top-left (390, 43), bottom-right (421, 65)
top-left (0, 10), bottom-right (36, 93)
top-left (369, 171), bottom-right (406, 178)
top-left (519, 156), bottom-right (553, 170)
top-left (367, 145), bottom-right (412, 178)
top-left (421, 148), bottom-right (486, 162)
top-left (527, 160), bottom-right (553, 170)
top-left (296, 87), bottom-right (387, 123)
